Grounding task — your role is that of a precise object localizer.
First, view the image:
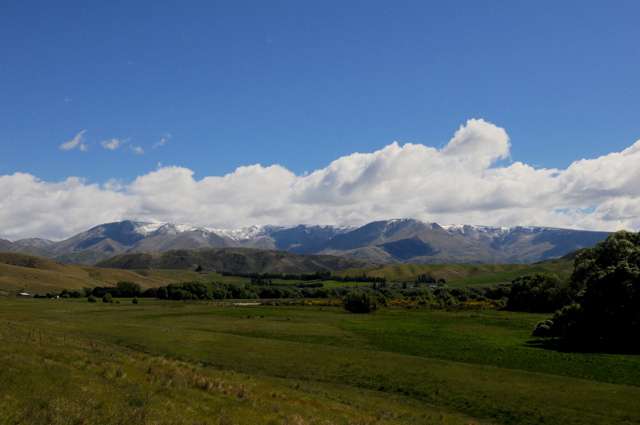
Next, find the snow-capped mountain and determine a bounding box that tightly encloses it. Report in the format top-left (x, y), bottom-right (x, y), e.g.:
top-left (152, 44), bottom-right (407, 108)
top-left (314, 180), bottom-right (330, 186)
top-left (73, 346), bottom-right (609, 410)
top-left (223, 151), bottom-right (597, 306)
top-left (0, 218), bottom-right (610, 265)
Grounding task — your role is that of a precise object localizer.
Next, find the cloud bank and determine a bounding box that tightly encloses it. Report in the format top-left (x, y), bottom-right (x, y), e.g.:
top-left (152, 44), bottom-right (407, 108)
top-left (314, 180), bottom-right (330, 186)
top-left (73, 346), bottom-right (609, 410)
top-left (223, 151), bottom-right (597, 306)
top-left (3, 118), bottom-right (640, 240)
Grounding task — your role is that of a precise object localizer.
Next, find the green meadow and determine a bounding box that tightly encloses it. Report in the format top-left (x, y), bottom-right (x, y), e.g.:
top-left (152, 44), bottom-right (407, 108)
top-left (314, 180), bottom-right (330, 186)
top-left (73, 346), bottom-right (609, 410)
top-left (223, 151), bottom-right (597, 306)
top-left (1, 298), bottom-right (639, 425)
top-left (339, 260), bottom-right (573, 288)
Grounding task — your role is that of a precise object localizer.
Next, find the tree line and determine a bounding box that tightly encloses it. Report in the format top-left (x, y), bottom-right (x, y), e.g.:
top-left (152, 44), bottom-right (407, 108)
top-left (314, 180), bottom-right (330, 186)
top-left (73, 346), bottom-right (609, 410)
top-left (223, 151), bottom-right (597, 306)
top-left (221, 271), bottom-right (387, 283)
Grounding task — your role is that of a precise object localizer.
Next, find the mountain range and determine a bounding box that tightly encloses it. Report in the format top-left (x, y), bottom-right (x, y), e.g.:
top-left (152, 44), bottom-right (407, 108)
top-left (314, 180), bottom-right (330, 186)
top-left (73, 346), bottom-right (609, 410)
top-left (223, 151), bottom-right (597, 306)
top-left (0, 219), bottom-right (610, 265)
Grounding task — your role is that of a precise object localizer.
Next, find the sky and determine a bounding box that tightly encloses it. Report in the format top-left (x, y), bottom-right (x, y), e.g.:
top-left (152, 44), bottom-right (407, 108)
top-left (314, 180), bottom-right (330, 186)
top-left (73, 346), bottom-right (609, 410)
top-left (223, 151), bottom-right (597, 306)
top-left (1, 1), bottom-right (640, 240)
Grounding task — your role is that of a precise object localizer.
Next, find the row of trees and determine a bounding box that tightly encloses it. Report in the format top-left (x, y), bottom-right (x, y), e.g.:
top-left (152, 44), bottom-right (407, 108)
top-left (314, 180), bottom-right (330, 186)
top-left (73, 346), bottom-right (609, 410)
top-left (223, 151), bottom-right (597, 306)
top-left (221, 271), bottom-right (387, 283)
top-left (58, 278), bottom-right (504, 307)
top-left (35, 281), bottom-right (144, 299)
top-left (414, 273), bottom-right (447, 285)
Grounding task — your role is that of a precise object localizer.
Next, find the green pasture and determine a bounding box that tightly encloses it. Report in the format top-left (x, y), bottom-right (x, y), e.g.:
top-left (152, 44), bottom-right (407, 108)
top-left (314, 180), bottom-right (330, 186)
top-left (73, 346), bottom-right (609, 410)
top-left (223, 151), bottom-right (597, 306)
top-left (1, 299), bottom-right (638, 425)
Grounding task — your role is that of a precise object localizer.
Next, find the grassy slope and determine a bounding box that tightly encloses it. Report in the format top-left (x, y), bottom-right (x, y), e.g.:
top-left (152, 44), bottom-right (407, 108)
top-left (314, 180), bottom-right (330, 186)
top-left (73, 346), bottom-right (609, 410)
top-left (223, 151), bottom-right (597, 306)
top-left (1, 299), bottom-right (639, 425)
top-left (97, 248), bottom-right (367, 274)
top-left (0, 317), bottom-right (473, 425)
top-left (339, 259), bottom-right (573, 287)
top-left (3, 250), bottom-right (575, 295)
top-left (0, 252), bottom-right (220, 294)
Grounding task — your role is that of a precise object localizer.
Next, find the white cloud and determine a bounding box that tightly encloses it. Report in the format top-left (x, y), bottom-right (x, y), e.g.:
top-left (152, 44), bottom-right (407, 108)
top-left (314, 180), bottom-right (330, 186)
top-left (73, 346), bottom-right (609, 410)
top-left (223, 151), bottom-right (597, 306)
top-left (130, 145), bottom-right (144, 155)
top-left (153, 133), bottom-right (171, 148)
top-left (59, 130), bottom-right (88, 152)
top-left (101, 138), bottom-right (123, 150)
top-left (5, 118), bottom-right (640, 240)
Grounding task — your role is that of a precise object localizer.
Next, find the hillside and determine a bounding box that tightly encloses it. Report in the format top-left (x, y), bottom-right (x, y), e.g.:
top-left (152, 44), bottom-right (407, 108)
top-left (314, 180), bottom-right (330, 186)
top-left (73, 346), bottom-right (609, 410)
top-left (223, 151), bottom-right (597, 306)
top-left (0, 252), bottom-right (215, 294)
top-left (0, 249), bottom-right (575, 295)
top-left (339, 257), bottom-right (574, 287)
top-left (97, 248), bottom-right (367, 274)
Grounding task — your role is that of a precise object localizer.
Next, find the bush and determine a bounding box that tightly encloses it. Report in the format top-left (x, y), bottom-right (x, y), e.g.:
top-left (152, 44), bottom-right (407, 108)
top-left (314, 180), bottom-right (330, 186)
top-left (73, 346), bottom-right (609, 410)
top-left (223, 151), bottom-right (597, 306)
top-left (343, 290), bottom-right (377, 313)
top-left (160, 282), bottom-right (212, 300)
top-left (60, 289), bottom-right (83, 298)
top-left (132, 297), bottom-right (139, 304)
top-left (116, 281), bottom-right (142, 297)
top-left (533, 231), bottom-right (640, 350)
top-left (432, 287), bottom-right (458, 308)
top-left (102, 293), bottom-right (113, 303)
top-left (532, 319), bottom-right (554, 337)
top-left (87, 295), bottom-right (97, 303)
top-left (547, 304), bottom-right (587, 341)
top-left (507, 274), bottom-right (572, 313)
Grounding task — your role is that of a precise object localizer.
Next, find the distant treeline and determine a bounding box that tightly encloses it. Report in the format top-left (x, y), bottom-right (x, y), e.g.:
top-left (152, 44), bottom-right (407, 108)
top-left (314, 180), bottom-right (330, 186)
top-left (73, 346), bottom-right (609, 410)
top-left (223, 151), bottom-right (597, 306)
top-left (220, 271), bottom-right (387, 283)
top-left (98, 280), bottom-right (509, 308)
top-left (45, 278), bottom-right (510, 308)
top-left (34, 281), bottom-right (143, 299)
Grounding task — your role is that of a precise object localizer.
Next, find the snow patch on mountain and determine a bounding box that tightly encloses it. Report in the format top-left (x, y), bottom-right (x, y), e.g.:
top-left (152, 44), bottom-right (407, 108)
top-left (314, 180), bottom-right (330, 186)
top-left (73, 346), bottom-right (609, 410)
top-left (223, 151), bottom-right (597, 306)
top-left (209, 225), bottom-right (271, 241)
top-left (134, 222), bottom-right (165, 236)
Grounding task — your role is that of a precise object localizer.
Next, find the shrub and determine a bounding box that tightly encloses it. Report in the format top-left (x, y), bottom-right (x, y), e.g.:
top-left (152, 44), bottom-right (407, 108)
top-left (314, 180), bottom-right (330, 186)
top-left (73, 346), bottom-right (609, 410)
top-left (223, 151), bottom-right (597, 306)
top-left (132, 297), bottom-right (139, 304)
top-left (532, 319), bottom-right (554, 337)
top-left (432, 287), bottom-right (458, 308)
top-left (116, 281), bottom-right (142, 297)
top-left (102, 293), bottom-right (113, 303)
top-left (415, 273), bottom-right (437, 284)
top-left (157, 282), bottom-right (213, 300)
top-left (533, 231), bottom-right (640, 350)
top-left (343, 290), bottom-right (377, 313)
top-left (507, 274), bottom-right (572, 313)
top-left (547, 303), bottom-right (588, 342)
top-left (87, 295), bottom-right (97, 303)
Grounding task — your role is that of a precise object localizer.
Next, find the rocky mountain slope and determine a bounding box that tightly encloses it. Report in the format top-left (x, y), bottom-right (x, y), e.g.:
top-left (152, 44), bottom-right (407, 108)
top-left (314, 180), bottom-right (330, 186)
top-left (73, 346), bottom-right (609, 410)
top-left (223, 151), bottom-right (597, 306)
top-left (0, 219), bottom-right (610, 265)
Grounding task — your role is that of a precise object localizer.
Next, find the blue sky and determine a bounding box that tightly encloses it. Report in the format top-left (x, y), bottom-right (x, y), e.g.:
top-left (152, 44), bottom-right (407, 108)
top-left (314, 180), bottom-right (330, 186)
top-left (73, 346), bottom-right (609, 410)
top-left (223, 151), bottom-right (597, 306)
top-left (1, 0), bottom-right (639, 182)
top-left (2, 1), bottom-right (640, 238)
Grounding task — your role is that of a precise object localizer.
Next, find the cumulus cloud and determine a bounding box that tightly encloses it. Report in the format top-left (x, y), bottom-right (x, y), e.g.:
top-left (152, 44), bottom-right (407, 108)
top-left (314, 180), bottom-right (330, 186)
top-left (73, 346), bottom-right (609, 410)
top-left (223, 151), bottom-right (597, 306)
top-left (59, 130), bottom-right (88, 152)
top-left (101, 138), bottom-right (123, 150)
top-left (4, 118), bottom-right (640, 240)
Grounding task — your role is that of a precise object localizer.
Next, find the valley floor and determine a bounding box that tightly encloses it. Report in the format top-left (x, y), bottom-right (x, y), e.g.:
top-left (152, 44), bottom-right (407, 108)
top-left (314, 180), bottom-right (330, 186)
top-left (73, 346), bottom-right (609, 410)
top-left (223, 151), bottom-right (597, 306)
top-left (1, 299), bottom-right (639, 425)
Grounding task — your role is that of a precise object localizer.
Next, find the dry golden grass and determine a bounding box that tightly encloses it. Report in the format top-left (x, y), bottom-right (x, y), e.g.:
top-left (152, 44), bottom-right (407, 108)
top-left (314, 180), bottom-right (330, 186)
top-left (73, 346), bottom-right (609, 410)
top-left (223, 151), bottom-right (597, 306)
top-left (0, 252), bottom-right (216, 293)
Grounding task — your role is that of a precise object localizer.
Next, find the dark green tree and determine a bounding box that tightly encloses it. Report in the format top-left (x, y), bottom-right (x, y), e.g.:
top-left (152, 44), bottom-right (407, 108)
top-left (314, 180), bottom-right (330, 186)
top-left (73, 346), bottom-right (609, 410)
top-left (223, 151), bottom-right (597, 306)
top-left (534, 231), bottom-right (640, 349)
top-left (116, 281), bottom-right (142, 297)
top-left (507, 274), bottom-right (572, 312)
top-left (343, 290), bottom-right (377, 313)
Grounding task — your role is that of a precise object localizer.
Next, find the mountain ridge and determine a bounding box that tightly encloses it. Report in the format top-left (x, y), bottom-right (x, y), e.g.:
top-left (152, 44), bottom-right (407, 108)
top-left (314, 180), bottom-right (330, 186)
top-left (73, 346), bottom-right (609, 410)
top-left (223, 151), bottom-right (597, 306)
top-left (0, 218), bottom-right (610, 265)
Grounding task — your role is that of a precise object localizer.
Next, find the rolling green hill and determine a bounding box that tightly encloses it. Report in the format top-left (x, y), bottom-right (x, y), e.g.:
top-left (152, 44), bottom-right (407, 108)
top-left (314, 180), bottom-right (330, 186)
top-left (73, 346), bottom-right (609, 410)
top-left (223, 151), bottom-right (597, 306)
top-left (339, 258), bottom-right (574, 287)
top-left (1, 249), bottom-right (574, 295)
top-left (0, 252), bottom-right (216, 294)
top-left (97, 248), bottom-right (367, 274)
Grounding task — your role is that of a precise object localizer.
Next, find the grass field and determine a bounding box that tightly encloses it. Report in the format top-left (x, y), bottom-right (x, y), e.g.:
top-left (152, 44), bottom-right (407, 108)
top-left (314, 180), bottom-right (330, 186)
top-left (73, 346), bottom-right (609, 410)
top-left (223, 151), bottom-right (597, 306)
top-left (339, 259), bottom-right (573, 287)
top-left (1, 298), bottom-right (638, 425)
